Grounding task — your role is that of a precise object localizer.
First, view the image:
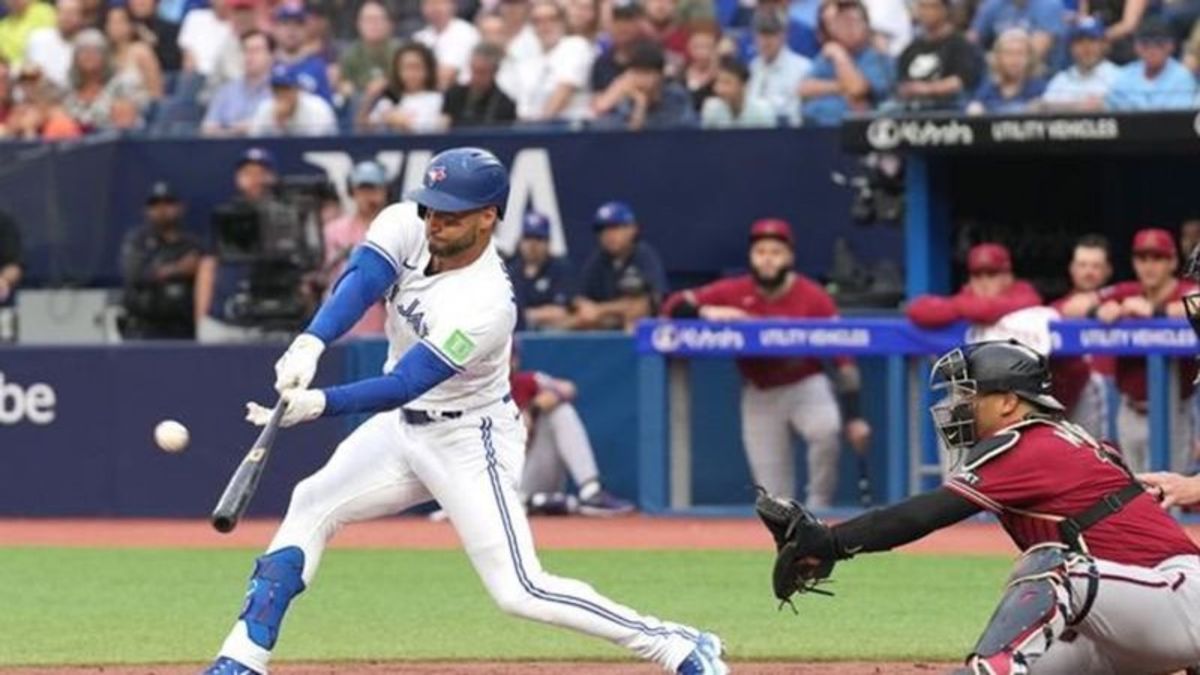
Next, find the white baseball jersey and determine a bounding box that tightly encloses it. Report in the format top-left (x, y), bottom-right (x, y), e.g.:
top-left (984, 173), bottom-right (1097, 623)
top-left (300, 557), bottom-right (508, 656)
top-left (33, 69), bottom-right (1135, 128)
top-left (364, 202), bottom-right (516, 411)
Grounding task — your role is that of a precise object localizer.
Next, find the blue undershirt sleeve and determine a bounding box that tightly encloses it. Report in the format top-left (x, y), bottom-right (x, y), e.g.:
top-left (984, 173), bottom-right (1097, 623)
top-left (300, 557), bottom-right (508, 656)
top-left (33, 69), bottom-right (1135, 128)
top-left (321, 341), bottom-right (458, 416)
top-left (306, 245), bottom-right (398, 344)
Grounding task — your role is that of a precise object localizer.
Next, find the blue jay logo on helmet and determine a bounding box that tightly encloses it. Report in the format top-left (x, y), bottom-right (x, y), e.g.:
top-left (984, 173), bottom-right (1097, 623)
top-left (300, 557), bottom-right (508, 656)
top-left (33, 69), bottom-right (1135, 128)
top-left (427, 166), bottom-right (447, 184)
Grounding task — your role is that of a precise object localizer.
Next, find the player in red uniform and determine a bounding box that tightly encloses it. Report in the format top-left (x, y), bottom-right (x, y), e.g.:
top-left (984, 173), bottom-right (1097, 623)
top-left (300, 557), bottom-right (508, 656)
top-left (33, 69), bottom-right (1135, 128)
top-left (661, 219), bottom-right (870, 508)
top-left (758, 340), bottom-right (1200, 674)
top-left (510, 347), bottom-right (635, 516)
top-left (905, 243), bottom-right (1042, 330)
top-left (1048, 235), bottom-right (1114, 440)
top-left (1059, 228), bottom-right (1197, 473)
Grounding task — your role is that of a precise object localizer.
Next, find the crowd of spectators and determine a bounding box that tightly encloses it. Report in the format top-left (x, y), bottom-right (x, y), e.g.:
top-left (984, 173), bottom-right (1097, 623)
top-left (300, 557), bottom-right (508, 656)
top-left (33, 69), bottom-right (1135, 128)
top-left (0, 0), bottom-right (1195, 137)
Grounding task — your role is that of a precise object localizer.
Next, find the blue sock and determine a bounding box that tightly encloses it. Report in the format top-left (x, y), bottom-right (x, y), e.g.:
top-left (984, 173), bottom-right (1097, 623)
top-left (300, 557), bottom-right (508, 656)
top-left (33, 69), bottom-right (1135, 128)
top-left (238, 546), bottom-right (306, 650)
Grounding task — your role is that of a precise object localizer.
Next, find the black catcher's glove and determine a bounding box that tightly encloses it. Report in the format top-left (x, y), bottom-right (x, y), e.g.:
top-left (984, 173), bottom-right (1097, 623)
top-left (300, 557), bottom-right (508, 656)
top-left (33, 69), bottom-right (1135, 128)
top-left (755, 487), bottom-right (839, 607)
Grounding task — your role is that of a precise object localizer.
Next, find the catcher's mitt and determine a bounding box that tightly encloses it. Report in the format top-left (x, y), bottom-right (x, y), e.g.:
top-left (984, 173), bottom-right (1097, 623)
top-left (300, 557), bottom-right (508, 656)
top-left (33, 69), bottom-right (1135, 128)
top-left (755, 487), bottom-right (839, 607)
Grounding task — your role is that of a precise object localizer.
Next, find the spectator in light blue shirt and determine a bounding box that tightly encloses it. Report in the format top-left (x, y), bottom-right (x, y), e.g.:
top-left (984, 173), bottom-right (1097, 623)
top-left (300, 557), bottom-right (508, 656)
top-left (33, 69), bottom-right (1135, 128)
top-left (967, 28), bottom-right (1046, 113)
top-left (1040, 17), bottom-right (1120, 110)
top-left (799, 0), bottom-right (893, 125)
top-left (201, 30), bottom-right (273, 136)
top-left (748, 9), bottom-right (811, 123)
top-left (969, 0), bottom-right (1065, 66)
top-left (1106, 18), bottom-right (1196, 110)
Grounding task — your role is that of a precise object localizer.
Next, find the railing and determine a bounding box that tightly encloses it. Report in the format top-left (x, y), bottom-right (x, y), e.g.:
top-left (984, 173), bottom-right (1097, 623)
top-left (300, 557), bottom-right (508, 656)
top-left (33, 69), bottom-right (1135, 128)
top-left (634, 318), bottom-right (1196, 513)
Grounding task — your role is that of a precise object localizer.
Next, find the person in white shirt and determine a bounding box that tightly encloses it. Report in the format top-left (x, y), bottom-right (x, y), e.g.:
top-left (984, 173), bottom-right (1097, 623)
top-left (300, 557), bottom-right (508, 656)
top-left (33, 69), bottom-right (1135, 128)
top-left (497, 0), bottom-right (539, 64)
top-left (360, 41), bottom-right (444, 132)
top-left (249, 63), bottom-right (337, 136)
top-left (701, 54), bottom-right (777, 127)
top-left (507, 0), bottom-right (593, 122)
top-left (747, 10), bottom-right (810, 125)
top-left (177, 0), bottom-right (234, 77)
top-left (1039, 17), bottom-right (1120, 111)
top-left (23, 0), bottom-right (82, 88)
top-left (414, 0), bottom-right (480, 89)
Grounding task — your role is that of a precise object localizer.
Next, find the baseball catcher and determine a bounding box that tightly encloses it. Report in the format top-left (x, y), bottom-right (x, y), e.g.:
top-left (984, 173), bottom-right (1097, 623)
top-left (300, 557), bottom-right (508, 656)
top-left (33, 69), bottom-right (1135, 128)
top-left (759, 340), bottom-right (1200, 674)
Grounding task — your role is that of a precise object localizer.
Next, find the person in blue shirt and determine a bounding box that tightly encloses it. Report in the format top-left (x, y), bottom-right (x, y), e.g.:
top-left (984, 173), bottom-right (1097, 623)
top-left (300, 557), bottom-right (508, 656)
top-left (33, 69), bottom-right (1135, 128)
top-left (966, 27), bottom-right (1047, 113)
top-left (1106, 17), bottom-right (1196, 110)
top-left (201, 30), bottom-right (274, 136)
top-left (969, 0), bottom-right (1065, 65)
top-left (506, 211), bottom-right (576, 331)
top-left (573, 201), bottom-right (668, 331)
top-left (799, 0), bottom-right (894, 126)
top-left (272, 4), bottom-right (334, 104)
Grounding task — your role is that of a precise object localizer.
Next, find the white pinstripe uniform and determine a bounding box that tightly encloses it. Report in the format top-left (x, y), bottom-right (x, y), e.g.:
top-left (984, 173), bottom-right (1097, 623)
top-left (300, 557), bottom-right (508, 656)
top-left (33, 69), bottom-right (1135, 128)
top-left (216, 203), bottom-right (705, 673)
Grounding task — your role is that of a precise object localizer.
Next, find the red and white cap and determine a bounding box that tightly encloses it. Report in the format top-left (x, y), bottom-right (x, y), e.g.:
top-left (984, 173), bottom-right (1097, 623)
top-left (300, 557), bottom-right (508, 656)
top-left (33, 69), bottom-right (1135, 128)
top-left (967, 243), bottom-right (1012, 273)
top-left (749, 218), bottom-right (794, 247)
top-left (1132, 228), bottom-right (1177, 258)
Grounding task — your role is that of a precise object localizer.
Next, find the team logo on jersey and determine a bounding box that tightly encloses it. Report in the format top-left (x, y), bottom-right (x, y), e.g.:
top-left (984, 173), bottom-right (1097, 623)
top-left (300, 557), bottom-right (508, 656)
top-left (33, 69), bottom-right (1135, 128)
top-left (442, 330), bottom-right (476, 366)
top-left (397, 298), bottom-right (430, 338)
top-left (427, 166), bottom-right (447, 184)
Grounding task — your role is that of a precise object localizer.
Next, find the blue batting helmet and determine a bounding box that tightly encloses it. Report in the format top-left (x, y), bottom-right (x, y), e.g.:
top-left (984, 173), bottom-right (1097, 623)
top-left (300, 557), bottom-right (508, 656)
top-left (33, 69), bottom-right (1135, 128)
top-left (406, 147), bottom-right (509, 217)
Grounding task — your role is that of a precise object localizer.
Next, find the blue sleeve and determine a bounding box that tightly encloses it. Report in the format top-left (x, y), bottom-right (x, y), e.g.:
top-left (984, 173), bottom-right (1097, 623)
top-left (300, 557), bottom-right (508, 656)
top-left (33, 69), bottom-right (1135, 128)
top-left (805, 55), bottom-right (835, 80)
top-left (1031, 0), bottom-right (1065, 34)
top-left (306, 245), bottom-right (398, 343)
top-left (576, 253), bottom-right (605, 300)
top-left (1163, 67), bottom-right (1197, 109)
top-left (862, 51), bottom-right (894, 99)
top-left (322, 341), bottom-right (457, 416)
top-left (970, 0), bottom-right (996, 42)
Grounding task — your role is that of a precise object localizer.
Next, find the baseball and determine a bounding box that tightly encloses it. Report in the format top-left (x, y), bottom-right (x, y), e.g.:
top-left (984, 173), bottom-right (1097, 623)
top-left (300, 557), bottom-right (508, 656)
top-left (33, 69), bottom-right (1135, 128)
top-left (154, 420), bottom-right (189, 453)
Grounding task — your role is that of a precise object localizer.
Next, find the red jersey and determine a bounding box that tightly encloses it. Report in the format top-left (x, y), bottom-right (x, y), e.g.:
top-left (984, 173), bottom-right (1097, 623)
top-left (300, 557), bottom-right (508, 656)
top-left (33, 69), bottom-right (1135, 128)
top-left (662, 274), bottom-right (848, 389)
top-left (945, 419), bottom-right (1199, 567)
top-left (1097, 280), bottom-right (1199, 403)
top-left (1048, 294), bottom-right (1097, 412)
top-left (906, 280), bottom-right (1042, 328)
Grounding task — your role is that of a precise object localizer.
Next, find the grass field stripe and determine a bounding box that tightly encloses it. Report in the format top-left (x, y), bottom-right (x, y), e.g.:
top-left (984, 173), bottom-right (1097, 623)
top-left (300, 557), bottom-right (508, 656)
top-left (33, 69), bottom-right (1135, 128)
top-left (479, 417), bottom-right (697, 642)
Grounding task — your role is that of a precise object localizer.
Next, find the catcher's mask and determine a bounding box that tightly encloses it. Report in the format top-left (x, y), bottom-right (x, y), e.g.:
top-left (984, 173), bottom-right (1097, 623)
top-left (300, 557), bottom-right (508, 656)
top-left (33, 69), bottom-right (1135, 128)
top-left (1184, 243), bottom-right (1200, 384)
top-left (929, 340), bottom-right (1064, 453)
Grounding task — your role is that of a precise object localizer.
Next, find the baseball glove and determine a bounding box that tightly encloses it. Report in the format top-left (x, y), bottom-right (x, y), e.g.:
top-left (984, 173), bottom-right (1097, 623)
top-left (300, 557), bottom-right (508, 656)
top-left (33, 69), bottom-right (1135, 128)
top-left (755, 487), bottom-right (838, 607)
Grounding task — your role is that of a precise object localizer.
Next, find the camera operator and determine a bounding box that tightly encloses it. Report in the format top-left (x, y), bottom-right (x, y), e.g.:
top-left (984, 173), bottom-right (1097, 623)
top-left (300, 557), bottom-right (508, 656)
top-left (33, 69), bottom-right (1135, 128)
top-left (119, 182), bottom-right (202, 339)
top-left (194, 146), bottom-right (323, 343)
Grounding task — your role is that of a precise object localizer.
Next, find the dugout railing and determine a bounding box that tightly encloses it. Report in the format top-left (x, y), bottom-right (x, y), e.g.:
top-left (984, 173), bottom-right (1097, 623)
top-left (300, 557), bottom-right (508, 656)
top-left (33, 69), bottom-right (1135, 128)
top-left (634, 317), bottom-right (1196, 514)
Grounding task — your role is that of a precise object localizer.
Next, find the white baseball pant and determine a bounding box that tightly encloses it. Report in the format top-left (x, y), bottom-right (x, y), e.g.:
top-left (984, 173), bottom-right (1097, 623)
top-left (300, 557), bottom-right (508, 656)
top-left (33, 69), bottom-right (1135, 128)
top-left (216, 400), bottom-right (699, 672)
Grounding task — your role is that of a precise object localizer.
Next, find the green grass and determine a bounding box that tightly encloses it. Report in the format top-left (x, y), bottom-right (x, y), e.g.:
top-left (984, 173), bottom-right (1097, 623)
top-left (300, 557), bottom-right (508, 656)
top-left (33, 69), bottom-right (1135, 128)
top-left (0, 548), bottom-right (1011, 666)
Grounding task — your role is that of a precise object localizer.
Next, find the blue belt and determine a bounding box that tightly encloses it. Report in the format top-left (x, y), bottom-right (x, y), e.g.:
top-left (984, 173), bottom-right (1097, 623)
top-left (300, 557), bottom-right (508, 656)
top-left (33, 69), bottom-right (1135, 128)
top-left (402, 393), bottom-right (513, 426)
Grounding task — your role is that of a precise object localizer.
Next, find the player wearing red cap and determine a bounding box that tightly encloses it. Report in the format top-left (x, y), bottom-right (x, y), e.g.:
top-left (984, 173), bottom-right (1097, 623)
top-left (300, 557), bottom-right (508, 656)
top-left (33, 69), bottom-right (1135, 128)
top-left (661, 219), bottom-right (870, 508)
top-left (1060, 228), bottom-right (1197, 473)
top-left (905, 242), bottom-right (1043, 329)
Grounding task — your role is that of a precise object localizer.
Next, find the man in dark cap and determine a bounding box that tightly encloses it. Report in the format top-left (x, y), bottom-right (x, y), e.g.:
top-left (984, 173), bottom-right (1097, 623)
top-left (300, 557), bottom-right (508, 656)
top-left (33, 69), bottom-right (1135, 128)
top-left (119, 182), bottom-right (204, 339)
top-left (1107, 17), bottom-right (1196, 109)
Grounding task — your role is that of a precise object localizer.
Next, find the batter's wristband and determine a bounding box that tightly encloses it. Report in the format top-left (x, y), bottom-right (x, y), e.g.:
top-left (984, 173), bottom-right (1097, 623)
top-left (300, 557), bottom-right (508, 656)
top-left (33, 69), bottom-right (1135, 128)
top-left (838, 391), bottom-right (862, 422)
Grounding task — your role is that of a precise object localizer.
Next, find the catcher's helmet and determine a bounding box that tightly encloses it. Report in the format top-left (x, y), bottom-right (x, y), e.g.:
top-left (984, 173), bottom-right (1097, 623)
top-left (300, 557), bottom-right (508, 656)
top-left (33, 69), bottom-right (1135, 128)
top-left (405, 147), bottom-right (509, 217)
top-left (929, 339), bottom-right (1063, 451)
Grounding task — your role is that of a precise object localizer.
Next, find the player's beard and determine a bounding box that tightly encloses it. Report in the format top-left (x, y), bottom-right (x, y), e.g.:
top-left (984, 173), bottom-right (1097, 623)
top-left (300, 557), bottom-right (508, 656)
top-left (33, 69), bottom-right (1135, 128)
top-left (430, 229), bottom-right (478, 258)
top-left (752, 266), bottom-right (791, 292)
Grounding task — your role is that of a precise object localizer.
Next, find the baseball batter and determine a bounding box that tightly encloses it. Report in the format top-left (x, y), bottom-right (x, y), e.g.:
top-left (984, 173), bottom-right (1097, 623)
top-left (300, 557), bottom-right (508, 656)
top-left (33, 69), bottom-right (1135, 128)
top-left (202, 148), bottom-right (727, 675)
top-left (759, 340), bottom-right (1200, 675)
top-left (662, 219), bottom-right (869, 509)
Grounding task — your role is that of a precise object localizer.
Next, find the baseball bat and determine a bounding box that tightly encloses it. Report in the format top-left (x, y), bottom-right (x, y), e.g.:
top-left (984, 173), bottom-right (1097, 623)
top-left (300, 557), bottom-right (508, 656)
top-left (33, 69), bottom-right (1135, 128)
top-left (211, 400), bottom-right (287, 534)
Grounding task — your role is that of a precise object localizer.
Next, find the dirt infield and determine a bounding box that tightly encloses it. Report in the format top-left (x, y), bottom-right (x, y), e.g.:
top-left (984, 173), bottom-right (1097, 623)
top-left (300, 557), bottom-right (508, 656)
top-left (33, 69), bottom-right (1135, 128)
top-left (0, 662), bottom-right (954, 674)
top-left (0, 516), bottom-right (1029, 555)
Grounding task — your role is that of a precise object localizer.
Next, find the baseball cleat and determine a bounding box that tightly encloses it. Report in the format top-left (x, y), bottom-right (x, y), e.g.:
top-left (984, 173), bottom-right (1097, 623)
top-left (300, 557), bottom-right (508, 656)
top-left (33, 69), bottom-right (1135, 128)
top-left (578, 489), bottom-right (636, 517)
top-left (676, 632), bottom-right (728, 675)
top-left (201, 656), bottom-right (262, 675)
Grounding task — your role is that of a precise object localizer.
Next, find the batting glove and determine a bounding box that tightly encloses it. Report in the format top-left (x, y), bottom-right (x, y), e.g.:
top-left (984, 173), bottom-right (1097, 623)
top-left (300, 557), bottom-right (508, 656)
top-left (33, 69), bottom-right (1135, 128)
top-left (274, 333), bottom-right (326, 393)
top-left (246, 389), bottom-right (326, 428)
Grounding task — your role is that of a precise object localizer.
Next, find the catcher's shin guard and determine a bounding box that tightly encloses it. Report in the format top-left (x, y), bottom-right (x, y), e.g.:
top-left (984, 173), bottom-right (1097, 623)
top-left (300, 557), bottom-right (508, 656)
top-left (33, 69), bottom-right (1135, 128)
top-left (964, 544), bottom-right (1089, 675)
